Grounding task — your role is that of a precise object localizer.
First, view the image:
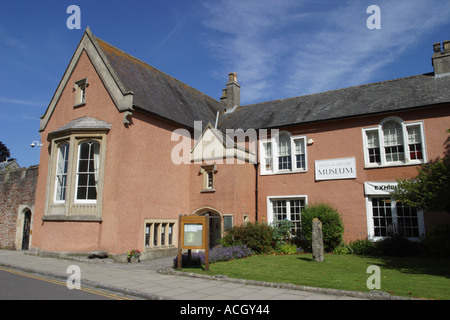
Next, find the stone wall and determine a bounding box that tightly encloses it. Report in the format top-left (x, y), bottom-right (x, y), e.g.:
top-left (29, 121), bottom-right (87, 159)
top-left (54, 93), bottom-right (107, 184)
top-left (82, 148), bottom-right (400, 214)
top-left (0, 165), bottom-right (38, 249)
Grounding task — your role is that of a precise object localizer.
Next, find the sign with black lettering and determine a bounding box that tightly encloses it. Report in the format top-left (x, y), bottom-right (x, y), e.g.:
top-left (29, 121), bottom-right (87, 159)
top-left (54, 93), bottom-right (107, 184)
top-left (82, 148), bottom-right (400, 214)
top-left (364, 182), bottom-right (398, 195)
top-left (315, 157), bottom-right (356, 181)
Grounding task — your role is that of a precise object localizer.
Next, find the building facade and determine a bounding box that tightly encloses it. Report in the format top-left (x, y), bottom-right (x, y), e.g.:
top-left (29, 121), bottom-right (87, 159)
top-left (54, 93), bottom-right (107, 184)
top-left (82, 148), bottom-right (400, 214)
top-left (30, 29), bottom-right (450, 259)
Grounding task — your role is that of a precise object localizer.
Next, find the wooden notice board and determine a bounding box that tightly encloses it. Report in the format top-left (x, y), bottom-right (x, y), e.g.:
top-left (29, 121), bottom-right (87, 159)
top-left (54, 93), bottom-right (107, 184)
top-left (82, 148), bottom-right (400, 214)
top-left (177, 214), bottom-right (209, 270)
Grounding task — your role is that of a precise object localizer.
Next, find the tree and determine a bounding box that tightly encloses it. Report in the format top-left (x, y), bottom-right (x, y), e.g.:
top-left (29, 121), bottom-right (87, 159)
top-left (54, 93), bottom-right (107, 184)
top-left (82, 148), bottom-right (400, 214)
top-left (0, 141), bottom-right (10, 162)
top-left (393, 129), bottom-right (450, 213)
top-left (394, 157), bottom-right (450, 213)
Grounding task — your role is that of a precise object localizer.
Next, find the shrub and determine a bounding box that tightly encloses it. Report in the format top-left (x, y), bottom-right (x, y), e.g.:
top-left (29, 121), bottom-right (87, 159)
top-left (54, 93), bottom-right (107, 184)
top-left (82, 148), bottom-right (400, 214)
top-left (276, 243), bottom-right (299, 254)
top-left (422, 225), bottom-right (450, 258)
top-left (220, 222), bottom-right (276, 254)
top-left (209, 245), bottom-right (254, 263)
top-left (270, 219), bottom-right (295, 247)
top-left (332, 244), bottom-right (352, 255)
top-left (348, 239), bottom-right (376, 255)
top-left (300, 204), bottom-right (344, 253)
top-left (374, 237), bottom-right (420, 256)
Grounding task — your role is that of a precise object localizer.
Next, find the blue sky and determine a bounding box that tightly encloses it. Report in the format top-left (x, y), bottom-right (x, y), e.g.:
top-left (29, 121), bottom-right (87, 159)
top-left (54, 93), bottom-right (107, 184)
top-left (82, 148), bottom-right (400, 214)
top-left (1, 0), bottom-right (449, 168)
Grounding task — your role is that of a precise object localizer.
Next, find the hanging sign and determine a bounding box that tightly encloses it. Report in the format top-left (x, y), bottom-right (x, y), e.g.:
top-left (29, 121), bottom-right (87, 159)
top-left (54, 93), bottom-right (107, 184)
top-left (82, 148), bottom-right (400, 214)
top-left (315, 157), bottom-right (356, 181)
top-left (364, 181), bottom-right (398, 195)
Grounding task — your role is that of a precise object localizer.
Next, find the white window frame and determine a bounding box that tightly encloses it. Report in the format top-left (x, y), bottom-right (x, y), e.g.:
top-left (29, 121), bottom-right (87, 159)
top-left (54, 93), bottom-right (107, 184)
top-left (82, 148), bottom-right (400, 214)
top-left (267, 195), bottom-right (308, 236)
top-left (260, 132), bottom-right (308, 175)
top-left (54, 142), bottom-right (70, 204)
top-left (362, 117), bottom-right (427, 168)
top-left (74, 78), bottom-right (88, 106)
top-left (366, 196), bottom-right (425, 241)
top-left (74, 140), bottom-right (100, 204)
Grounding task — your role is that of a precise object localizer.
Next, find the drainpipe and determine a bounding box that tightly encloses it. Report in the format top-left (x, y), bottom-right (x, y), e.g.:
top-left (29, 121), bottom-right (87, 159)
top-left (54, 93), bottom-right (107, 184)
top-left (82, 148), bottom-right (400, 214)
top-left (254, 162), bottom-right (259, 222)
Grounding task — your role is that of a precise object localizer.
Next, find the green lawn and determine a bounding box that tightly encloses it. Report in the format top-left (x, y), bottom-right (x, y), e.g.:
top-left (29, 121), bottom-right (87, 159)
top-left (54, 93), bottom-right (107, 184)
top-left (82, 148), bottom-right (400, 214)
top-left (182, 253), bottom-right (450, 300)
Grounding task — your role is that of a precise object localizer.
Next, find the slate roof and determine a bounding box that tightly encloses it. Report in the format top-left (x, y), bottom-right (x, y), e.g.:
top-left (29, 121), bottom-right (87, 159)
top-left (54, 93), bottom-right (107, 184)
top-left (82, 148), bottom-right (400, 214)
top-left (50, 117), bottom-right (112, 135)
top-left (95, 37), bottom-right (222, 129)
top-left (90, 31), bottom-right (449, 132)
top-left (218, 72), bottom-right (450, 131)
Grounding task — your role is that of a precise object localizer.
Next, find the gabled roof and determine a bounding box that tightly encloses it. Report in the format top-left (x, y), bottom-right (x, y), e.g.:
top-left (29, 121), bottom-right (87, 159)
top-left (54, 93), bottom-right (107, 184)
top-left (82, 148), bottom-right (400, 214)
top-left (40, 28), bottom-right (222, 132)
top-left (218, 72), bottom-right (450, 131)
top-left (94, 37), bottom-right (222, 129)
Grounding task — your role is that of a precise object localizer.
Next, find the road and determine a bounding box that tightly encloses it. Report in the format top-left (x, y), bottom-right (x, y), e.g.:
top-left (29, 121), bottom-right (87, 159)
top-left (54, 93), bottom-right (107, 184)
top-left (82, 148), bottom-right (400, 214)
top-left (0, 266), bottom-right (137, 300)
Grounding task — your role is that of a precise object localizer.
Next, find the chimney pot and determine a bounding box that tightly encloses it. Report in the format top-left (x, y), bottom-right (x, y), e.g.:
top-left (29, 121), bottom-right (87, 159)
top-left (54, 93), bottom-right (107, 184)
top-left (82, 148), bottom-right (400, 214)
top-left (443, 40), bottom-right (450, 53)
top-left (432, 41), bottom-right (450, 77)
top-left (433, 42), bottom-right (442, 53)
top-left (221, 73), bottom-right (240, 109)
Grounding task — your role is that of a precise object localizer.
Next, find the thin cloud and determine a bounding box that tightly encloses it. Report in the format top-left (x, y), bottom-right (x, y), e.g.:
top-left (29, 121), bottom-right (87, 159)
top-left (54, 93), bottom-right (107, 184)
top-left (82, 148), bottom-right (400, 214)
top-left (0, 97), bottom-right (45, 107)
top-left (200, 0), bottom-right (450, 104)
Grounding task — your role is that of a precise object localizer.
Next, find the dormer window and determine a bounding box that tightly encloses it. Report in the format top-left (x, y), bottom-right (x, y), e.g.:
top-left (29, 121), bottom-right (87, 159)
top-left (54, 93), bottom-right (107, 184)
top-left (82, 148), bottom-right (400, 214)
top-left (74, 78), bottom-right (88, 107)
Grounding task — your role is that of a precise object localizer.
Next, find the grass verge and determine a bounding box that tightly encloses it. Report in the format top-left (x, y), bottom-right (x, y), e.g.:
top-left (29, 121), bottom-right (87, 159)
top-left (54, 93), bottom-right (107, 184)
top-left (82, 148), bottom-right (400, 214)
top-left (181, 253), bottom-right (450, 300)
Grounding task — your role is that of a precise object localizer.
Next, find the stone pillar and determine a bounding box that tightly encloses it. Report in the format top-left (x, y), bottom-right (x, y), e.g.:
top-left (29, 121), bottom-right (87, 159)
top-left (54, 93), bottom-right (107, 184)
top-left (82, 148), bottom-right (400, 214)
top-left (312, 218), bottom-right (324, 262)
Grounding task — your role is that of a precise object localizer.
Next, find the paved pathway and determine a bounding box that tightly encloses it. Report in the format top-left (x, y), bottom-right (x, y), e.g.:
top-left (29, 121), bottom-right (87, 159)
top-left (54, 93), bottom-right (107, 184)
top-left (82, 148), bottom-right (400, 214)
top-left (0, 249), bottom-right (405, 301)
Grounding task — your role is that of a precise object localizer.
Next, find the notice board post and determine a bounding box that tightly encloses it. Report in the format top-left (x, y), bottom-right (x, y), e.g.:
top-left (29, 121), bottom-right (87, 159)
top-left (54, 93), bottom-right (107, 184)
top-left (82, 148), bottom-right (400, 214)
top-left (177, 214), bottom-right (209, 271)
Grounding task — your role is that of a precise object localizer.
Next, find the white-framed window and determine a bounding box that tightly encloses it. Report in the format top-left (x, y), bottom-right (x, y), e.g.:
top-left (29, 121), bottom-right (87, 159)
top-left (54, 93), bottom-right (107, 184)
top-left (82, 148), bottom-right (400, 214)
top-left (54, 142), bottom-right (70, 203)
top-left (260, 132), bottom-right (307, 175)
top-left (74, 78), bottom-right (88, 106)
top-left (75, 141), bottom-right (100, 203)
top-left (362, 117), bottom-right (427, 167)
top-left (200, 164), bottom-right (217, 192)
top-left (267, 196), bottom-right (307, 237)
top-left (366, 196), bottom-right (425, 240)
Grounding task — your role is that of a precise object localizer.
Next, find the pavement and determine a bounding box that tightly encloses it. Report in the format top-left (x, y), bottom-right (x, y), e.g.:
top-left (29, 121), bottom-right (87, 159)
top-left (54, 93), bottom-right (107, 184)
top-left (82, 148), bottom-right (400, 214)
top-left (0, 249), bottom-right (413, 301)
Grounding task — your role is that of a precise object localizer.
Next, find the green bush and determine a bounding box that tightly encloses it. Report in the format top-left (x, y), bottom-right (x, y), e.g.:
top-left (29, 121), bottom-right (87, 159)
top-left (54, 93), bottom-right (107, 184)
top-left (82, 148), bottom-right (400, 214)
top-left (300, 204), bottom-right (344, 253)
top-left (374, 237), bottom-right (420, 256)
top-left (421, 225), bottom-right (450, 258)
top-left (270, 219), bottom-right (295, 247)
top-left (348, 239), bottom-right (376, 255)
top-left (220, 222), bottom-right (276, 254)
top-left (276, 243), bottom-right (298, 254)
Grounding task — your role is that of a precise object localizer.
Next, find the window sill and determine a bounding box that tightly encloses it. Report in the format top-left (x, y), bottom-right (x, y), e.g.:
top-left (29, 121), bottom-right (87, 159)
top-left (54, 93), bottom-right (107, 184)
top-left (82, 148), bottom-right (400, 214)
top-left (201, 189), bottom-right (216, 193)
top-left (364, 161), bottom-right (426, 169)
top-left (73, 102), bottom-right (86, 109)
top-left (42, 215), bottom-right (102, 222)
top-left (260, 169), bottom-right (307, 176)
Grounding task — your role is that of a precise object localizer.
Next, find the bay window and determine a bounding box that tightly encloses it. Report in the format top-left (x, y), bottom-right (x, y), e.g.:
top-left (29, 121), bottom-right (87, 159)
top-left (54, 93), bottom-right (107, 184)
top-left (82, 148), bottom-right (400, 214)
top-left (44, 117), bottom-right (110, 221)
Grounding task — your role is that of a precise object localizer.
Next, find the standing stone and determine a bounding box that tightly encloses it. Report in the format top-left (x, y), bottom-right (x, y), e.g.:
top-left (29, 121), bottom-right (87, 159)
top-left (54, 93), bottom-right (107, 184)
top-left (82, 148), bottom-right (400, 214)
top-left (312, 218), bottom-right (324, 262)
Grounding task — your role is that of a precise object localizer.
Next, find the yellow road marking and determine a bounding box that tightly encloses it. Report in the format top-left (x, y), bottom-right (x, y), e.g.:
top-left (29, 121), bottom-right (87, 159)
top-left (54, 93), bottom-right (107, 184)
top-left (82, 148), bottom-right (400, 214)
top-left (0, 266), bottom-right (134, 300)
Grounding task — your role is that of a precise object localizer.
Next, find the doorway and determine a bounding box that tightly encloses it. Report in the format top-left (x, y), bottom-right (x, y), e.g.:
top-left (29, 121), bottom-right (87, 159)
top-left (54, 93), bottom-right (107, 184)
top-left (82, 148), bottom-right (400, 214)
top-left (21, 210), bottom-right (31, 250)
top-left (194, 209), bottom-right (222, 248)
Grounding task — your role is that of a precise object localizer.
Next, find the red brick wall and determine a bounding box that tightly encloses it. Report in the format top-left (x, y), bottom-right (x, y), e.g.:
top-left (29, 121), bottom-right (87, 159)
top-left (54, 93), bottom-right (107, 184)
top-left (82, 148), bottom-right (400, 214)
top-left (0, 166), bottom-right (38, 249)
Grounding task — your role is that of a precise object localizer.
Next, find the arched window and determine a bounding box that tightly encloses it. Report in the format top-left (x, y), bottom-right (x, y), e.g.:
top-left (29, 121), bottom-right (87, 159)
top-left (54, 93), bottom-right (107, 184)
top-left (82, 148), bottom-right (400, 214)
top-left (382, 120), bottom-right (405, 162)
top-left (363, 117), bottom-right (426, 167)
top-left (278, 133), bottom-right (292, 170)
top-left (75, 141), bottom-right (100, 202)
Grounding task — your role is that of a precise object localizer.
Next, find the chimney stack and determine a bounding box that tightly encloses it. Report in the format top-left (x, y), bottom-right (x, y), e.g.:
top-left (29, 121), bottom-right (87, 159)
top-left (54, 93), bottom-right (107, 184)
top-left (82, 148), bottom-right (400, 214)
top-left (432, 40), bottom-right (450, 77)
top-left (221, 72), bottom-right (240, 110)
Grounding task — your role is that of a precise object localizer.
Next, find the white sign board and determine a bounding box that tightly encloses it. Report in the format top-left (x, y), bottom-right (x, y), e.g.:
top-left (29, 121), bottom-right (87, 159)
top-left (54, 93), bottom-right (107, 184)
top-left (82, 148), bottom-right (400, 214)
top-left (364, 181), bottom-right (398, 195)
top-left (315, 157), bottom-right (356, 181)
